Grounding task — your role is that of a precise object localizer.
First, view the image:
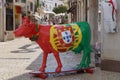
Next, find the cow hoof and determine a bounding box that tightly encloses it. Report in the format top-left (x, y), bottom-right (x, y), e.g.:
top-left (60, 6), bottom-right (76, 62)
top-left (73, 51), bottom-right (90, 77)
top-left (77, 63), bottom-right (85, 70)
top-left (55, 68), bottom-right (61, 73)
top-left (39, 68), bottom-right (45, 72)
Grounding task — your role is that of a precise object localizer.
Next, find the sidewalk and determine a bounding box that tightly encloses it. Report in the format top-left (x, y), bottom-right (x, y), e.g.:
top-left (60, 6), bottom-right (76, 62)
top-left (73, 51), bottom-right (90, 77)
top-left (0, 37), bottom-right (120, 80)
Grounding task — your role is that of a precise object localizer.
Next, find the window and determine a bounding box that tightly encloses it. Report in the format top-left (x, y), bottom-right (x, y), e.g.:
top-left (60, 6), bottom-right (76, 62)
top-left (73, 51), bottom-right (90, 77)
top-left (21, 0), bottom-right (26, 3)
top-left (6, 9), bottom-right (13, 30)
top-left (55, 3), bottom-right (57, 7)
top-left (15, 0), bottom-right (19, 2)
top-left (6, 0), bottom-right (13, 2)
top-left (30, 2), bottom-right (33, 11)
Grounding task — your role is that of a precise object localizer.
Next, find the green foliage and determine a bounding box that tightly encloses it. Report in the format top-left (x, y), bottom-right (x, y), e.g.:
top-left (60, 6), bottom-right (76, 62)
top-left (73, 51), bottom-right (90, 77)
top-left (36, 0), bottom-right (39, 8)
top-left (53, 5), bottom-right (67, 14)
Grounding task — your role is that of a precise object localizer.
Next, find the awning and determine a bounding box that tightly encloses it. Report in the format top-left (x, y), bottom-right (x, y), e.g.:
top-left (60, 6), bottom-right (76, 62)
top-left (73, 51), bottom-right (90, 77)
top-left (44, 11), bottom-right (56, 15)
top-left (37, 7), bottom-right (56, 15)
top-left (55, 13), bottom-right (65, 16)
top-left (67, 5), bottom-right (76, 13)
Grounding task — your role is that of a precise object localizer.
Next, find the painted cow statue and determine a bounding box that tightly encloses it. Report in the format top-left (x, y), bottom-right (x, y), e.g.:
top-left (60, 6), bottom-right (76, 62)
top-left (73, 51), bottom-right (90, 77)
top-left (14, 16), bottom-right (91, 73)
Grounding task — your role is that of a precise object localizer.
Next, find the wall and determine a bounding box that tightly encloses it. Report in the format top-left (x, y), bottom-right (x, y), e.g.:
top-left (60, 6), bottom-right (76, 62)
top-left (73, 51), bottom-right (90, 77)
top-left (0, 1), bottom-right (2, 41)
top-left (0, 9), bottom-right (2, 41)
top-left (102, 0), bottom-right (120, 61)
top-left (0, 0), bottom-right (5, 42)
top-left (86, 0), bottom-right (98, 45)
top-left (3, 0), bottom-right (34, 41)
top-left (101, 0), bottom-right (120, 72)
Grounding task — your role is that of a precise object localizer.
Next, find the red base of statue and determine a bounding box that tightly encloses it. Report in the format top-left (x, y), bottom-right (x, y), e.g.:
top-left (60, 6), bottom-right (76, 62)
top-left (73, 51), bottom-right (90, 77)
top-left (30, 67), bottom-right (94, 79)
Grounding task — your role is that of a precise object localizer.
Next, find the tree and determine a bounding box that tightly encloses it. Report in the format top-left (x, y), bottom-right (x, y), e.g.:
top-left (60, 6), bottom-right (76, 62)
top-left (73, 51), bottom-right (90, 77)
top-left (35, 0), bottom-right (39, 11)
top-left (36, 0), bottom-right (39, 8)
top-left (53, 5), bottom-right (67, 14)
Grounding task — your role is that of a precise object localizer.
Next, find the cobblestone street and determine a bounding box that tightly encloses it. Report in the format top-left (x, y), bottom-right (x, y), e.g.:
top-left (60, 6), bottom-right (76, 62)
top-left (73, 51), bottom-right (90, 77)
top-left (0, 37), bottom-right (120, 80)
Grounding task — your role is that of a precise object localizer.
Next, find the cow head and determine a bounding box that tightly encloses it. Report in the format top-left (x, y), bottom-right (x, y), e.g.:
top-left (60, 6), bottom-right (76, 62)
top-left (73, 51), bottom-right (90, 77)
top-left (14, 16), bottom-right (37, 38)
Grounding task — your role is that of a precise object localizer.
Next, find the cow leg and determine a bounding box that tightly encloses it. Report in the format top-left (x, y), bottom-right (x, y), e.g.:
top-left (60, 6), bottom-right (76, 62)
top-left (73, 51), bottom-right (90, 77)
top-left (77, 46), bottom-right (91, 69)
top-left (85, 45), bottom-right (91, 67)
top-left (85, 51), bottom-right (91, 67)
top-left (52, 50), bottom-right (62, 73)
top-left (39, 52), bottom-right (48, 72)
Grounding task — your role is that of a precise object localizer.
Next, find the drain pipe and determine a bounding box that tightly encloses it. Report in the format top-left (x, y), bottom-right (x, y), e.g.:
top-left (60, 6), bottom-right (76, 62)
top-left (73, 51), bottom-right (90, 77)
top-left (1, 0), bottom-right (5, 42)
top-left (85, 0), bottom-right (87, 21)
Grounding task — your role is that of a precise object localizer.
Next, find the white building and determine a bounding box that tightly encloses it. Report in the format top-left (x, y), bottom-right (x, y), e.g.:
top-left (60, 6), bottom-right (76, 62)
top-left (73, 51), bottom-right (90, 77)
top-left (40, 0), bottom-right (64, 12)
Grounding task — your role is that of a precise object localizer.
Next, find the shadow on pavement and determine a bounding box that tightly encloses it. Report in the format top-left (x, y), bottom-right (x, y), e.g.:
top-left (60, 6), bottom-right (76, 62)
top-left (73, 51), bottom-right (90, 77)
top-left (10, 49), bottom-right (36, 53)
top-left (10, 43), bottom-right (39, 53)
